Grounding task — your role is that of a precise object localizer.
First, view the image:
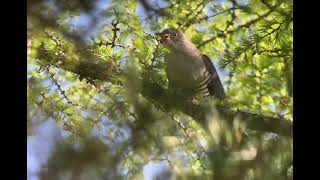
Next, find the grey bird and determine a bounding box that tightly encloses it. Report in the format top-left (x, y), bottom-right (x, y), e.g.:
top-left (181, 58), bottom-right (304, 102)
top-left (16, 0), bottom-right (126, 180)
top-left (156, 28), bottom-right (226, 100)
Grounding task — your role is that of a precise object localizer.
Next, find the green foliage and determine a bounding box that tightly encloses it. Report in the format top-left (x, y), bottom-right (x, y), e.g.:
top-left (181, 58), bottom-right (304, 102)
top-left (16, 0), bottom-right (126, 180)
top-left (28, 0), bottom-right (292, 179)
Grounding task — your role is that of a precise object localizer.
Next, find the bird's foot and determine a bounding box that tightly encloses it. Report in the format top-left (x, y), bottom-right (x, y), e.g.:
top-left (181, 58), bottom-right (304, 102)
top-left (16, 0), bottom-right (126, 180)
top-left (187, 94), bottom-right (201, 106)
top-left (191, 98), bottom-right (199, 105)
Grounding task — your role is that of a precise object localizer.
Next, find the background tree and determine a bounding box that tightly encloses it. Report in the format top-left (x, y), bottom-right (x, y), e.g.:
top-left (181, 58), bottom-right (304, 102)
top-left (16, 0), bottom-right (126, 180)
top-left (27, 0), bottom-right (293, 179)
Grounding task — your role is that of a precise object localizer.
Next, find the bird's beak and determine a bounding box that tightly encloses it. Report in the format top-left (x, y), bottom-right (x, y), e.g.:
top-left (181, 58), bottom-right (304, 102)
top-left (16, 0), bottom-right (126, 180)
top-left (155, 32), bottom-right (171, 43)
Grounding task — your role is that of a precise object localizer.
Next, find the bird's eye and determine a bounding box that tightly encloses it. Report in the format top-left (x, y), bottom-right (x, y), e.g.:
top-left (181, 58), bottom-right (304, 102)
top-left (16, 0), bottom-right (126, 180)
top-left (174, 33), bottom-right (178, 37)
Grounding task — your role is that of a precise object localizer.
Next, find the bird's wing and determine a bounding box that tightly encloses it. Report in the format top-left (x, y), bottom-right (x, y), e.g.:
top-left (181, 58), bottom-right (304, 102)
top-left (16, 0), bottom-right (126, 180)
top-left (200, 54), bottom-right (226, 99)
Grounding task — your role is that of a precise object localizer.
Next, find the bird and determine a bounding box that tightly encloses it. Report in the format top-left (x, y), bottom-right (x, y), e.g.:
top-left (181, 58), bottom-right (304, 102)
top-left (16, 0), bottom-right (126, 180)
top-left (156, 28), bottom-right (226, 100)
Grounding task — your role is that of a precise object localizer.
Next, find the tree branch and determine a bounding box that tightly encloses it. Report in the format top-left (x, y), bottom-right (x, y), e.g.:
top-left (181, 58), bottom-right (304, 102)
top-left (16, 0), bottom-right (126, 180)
top-left (37, 36), bottom-right (292, 138)
top-left (141, 80), bottom-right (292, 137)
top-left (197, 2), bottom-right (282, 48)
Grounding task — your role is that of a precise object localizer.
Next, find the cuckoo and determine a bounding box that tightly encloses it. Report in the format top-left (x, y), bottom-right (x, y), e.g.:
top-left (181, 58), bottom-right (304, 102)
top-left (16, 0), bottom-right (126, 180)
top-left (156, 28), bottom-right (226, 100)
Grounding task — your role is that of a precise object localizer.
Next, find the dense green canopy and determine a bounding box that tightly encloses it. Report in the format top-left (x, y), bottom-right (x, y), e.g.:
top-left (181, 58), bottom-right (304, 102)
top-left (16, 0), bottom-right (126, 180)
top-left (28, 0), bottom-right (292, 179)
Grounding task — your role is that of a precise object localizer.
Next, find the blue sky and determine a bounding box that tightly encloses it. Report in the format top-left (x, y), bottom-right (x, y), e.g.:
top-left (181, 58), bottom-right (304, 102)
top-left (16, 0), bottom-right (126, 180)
top-left (143, 161), bottom-right (170, 180)
top-left (27, 118), bottom-right (67, 180)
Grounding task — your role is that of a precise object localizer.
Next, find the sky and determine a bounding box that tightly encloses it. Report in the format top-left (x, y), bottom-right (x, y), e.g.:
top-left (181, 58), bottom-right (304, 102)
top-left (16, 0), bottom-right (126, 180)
top-left (27, 118), bottom-right (67, 180)
top-left (27, 0), bottom-right (229, 179)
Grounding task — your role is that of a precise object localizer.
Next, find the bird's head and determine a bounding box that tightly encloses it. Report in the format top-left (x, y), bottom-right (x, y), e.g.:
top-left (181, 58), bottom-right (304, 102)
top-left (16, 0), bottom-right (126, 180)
top-left (156, 28), bottom-right (185, 50)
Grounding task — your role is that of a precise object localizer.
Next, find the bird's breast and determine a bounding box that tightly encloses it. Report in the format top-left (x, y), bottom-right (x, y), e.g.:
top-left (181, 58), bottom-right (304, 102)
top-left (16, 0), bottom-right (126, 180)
top-left (166, 52), bottom-right (206, 88)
